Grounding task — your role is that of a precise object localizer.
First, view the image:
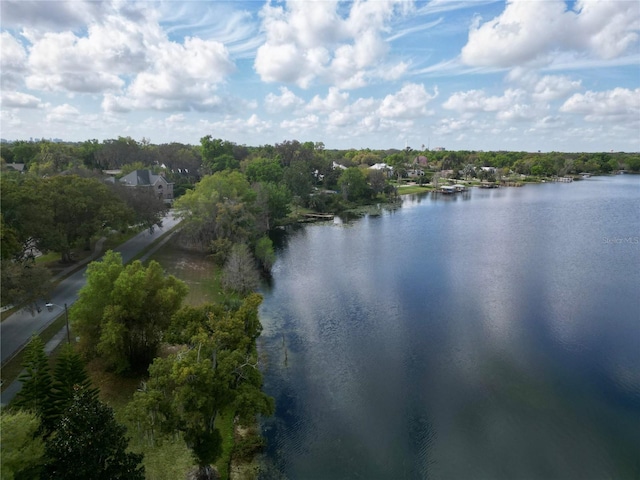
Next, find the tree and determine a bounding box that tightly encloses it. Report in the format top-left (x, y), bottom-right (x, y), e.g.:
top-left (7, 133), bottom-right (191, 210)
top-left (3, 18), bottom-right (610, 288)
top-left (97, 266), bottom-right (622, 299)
top-left (462, 164), bottom-right (476, 180)
top-left (71, 251), bottom-right (188, 373)
top-left (245, 157), bottom-right (283, 184)
top-left (44, 389), bottom-right (144, 480)
top-left (109, 181), bottom-right (168, 231)
top-left (367, 169), bottom-right (387, 195)
top-left (50, 343), bottom-right (99, 424)
top-left (0, 409), bottom-right (45, 480)
top-left (254, 236), bottom-right (276, 272)
top-left (338, 167), bottom-right (371, 202)
top-left (127, 296), bottom-right (273, 480)
top-left (1, 257), bottom-right (52, 311)
top-left (222, 244), bottom-right (260, 295)
top-left (200, 136), bottom-right (238, 173)
top-left (254, 181), bottom-right (291, 231)
top-left (36, 175), bottom-right (131, 262)
top-left (174, 171), bottom-right (259, 256)
top-left (15, 335), bottom-right (55, 426)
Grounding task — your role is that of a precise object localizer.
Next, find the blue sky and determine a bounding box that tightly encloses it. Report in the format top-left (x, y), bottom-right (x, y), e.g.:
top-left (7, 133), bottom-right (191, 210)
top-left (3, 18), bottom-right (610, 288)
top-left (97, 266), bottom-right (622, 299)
top-left (1, 0), bottom-right (638, 151)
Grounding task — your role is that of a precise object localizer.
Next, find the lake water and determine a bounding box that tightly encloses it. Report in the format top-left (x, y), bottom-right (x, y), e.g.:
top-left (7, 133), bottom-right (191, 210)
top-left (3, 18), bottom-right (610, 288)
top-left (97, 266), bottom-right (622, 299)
top-left (258, 176), bottom-right (640, 480)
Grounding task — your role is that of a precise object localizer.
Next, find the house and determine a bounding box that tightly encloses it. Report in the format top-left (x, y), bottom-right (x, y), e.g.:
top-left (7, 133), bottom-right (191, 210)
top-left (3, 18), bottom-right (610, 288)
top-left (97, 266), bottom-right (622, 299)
top-left (4, 163), bottom-right (25, 173)
top-left (119, 169), bottom-right (174, 203)
top-left (369, 163), bottom-right (390, 171)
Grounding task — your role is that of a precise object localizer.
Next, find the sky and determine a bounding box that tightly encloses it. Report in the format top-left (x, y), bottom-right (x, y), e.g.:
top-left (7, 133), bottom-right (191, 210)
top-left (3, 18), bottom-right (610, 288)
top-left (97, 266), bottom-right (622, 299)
top-left (1, 0), bottom-right (639, 152)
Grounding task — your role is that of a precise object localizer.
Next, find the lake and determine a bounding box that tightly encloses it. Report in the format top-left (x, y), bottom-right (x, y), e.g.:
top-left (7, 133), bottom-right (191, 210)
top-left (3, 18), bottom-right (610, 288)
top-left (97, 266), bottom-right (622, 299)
top-left (257, 175), bottom-right (640, 480)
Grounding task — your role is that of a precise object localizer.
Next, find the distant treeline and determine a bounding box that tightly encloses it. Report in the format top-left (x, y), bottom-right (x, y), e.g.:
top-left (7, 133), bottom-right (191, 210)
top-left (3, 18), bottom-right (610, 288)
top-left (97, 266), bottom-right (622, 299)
top-left (2, 137), bottom-right (638, 179)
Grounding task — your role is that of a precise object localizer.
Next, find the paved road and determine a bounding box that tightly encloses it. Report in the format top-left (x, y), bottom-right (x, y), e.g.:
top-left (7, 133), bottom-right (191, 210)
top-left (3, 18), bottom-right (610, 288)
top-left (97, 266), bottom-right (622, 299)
top-left (0, 212), bottom-right (181, 365)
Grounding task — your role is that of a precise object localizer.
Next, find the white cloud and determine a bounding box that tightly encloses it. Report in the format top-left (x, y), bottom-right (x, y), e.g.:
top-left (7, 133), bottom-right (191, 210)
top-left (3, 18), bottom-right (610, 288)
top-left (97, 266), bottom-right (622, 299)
top-left (461, 0), bottom-right (640, 68)
top-left (1, 0), bottom-right (109, 32)
top-left (560, 87), bottom-right (640, 122)
top-left (254, 0), bottom-right (408, 89)
top-left (307, 87), bottom-right (350, 113)
top-left (443, 89), bottom-right (525, 112)
top-left (0, 32), bottom-right (28, 88)
top-left (265, 87), bottom-right (305, 113)
top-left (280, 114), bottom-right (320, 134)
top-left (46, 103), bottom-right (81, 123)
top-left (532, 75), bottom-right (582, 102)
top-left (11, 3), bottom-right (235, 112)
top-left (379, 83), bottom-right (438, 118)
top-left (1, 91), bottom-right (43, 108)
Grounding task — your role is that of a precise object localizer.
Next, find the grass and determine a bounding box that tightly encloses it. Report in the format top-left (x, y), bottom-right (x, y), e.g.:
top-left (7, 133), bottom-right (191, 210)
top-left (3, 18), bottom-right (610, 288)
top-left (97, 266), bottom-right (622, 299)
top-left (148, 237), bottom-right (224, 306)
top-left (397, 184), bottom-right (434, 195)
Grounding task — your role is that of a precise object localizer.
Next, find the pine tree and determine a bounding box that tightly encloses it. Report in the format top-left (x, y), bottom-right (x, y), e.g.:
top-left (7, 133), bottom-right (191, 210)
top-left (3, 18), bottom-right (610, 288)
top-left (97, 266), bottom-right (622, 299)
top-left (44, 389), bottom-right (144, 480)
top-left (50, 343), bottom-right (98, 424)
top-left (15, 335), bottom-right (54, 428)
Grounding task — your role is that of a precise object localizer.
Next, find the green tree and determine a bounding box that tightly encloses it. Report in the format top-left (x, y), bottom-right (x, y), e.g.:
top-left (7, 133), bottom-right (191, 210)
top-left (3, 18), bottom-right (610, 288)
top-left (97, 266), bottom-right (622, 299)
top-left (245, 157), bottom-right (284, 184)
top-left (338, 167), bottom-right (371, 202)
top-left (1, 257), bottom-right (52, 310)
top-left (254, 236), bottom-right (276, 272)
top-left (200, 136), bottom-right (237, 173)
top-left (71, 250), bottom-right (124, 358)
top-left (15, 335), bottom-right (54, 425)
top-left (36, 175), bottom-right (131, 262)
top-left (127, 296), bottom-right (272, 479)
top-left (50, 344), bottom-right (99, 424)
top-left (71, 251), bottom-right (188, 373)
top-left (174, 171), bottom-right (258, 255)
top-left (0, 409), bottom-right (45, 480)
top-left (254, 181), bottom-right (291, 230)
top-left (44, 389), bottom-right (144, 480)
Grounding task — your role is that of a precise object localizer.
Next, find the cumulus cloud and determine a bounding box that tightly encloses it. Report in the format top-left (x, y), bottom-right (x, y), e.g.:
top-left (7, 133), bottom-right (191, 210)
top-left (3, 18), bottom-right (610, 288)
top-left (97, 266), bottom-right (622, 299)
top-left (560, 87), bottom-right (640, 121)
top-left (254, 0), bottom-right (409, 89)
top-left (0, 32), bottom-right (28, 88)
top-left (307, 87), bottom-right (350, 113)
top-left (46, 103), bottom-right (81, 123)
top-left (443, 88), bottom-right (538, 121)
top-left (1, 0), bottom-right (109, 32)
top-left (461, 0), bottom-right (639, 68)
top-left (379, 83), bottom-right (438, 118)
top-left (6, 2), bottom-right (236, 113)
top-left (265, 87), bottom-right (305, 113)
top-left (1, 91), bottom-right (43, 108)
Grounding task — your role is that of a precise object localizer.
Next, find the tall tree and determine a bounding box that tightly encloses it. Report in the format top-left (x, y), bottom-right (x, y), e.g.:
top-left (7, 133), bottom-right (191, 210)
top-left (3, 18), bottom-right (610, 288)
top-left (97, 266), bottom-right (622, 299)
top-left (15, 335), bottom-right (54, 426)
top-left (338, 167), bottom-right (371, 202)
top-left (50, 344), bottom-right (99, 424)
top-left (71, 251), bottom-right (188, 373)
top-left (44, 389), bottom-right (144, 480)
top-left (200, 136), bottom-right (238, 173)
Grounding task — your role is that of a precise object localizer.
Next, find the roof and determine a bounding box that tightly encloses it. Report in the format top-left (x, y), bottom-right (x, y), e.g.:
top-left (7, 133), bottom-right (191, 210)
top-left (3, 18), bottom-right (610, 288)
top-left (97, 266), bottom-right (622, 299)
top-left (119, 169), bottom-right (172, 186)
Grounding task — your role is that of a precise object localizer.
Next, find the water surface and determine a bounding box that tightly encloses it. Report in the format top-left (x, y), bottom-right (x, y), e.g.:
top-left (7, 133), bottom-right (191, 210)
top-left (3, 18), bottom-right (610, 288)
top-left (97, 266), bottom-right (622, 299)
top-left (259, 176), bottom-right (640, 479)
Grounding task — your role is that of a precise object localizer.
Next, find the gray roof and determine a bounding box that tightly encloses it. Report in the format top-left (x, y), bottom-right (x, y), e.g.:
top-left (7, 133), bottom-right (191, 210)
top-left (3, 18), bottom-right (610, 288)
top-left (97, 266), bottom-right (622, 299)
top-left (119, 169), bottom-right (172, 186)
